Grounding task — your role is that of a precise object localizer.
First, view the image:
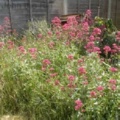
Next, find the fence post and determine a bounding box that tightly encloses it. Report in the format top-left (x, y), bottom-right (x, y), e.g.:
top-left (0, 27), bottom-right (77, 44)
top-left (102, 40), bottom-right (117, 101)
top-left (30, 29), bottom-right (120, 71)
top-left (77, 0), bottom-right (79, 14)
top-left (8, 0), bottom-right (13, 33)
top-left (63, 0), bottom-right (68, 15)
top-left (88, 0), bottom-right (91, 9)
top-left (46, 0), bottom-right (49, 22)
top-left (29, 0), bottom-right (33, 21)
top-left (97, 0), bottom-right (101, 16)
top-left (108, 0), bottom-right (112, 19)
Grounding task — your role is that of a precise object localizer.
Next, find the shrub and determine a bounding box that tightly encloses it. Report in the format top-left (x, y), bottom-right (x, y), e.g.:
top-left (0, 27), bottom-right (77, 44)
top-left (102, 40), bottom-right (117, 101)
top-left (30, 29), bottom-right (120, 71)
top-left (0, 10), bottom-right (120, 120)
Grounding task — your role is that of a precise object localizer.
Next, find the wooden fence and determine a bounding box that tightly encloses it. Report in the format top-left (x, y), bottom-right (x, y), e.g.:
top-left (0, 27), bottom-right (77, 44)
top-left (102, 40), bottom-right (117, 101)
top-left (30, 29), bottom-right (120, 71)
top-left (0, 0), bottom-right (120, 32)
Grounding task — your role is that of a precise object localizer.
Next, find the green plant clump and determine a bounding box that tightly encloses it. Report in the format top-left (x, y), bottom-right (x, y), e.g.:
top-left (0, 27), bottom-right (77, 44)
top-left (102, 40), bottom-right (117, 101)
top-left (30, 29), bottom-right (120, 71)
top-left (0, 10), bottom-right (120, 120)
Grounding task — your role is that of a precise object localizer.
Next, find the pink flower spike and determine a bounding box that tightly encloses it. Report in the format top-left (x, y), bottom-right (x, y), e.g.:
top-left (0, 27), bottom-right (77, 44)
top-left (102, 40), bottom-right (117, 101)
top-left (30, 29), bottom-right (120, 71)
top-left (90, 91), bottom-right (97, 97)
top-left (48, 41), bottom-right (55, 48)
top-left (110, 85), bottom-right (117, 91)
top-left (109, 67), bottom-right (118, 72)
top-left (4, 17), bottom-right (10, 22)
top-left (75, 99), bottom-right (83, 111)
top-left (109, 79), bottom-right (117, 85)
top-left (41, 66), bottom-right (46, 71)
top-left (42, 59), bottom-right (51, 66)
top-left (82, 22), bottom-right (89, 32)
top-left (78, 67), bottom-right (86, 75)
top-left (96, 85), bottom-right (104, 91)
top-left (37, 33), bottom-right (42, 38)
top-left (18, 46), bottom-right (26, 54)
top-left (67, 54), bottom-right (74, 60)
top-left (116, 31), bottom-right (120, 41)
top-left (86, 9), bottom-right (92, 17)
top-left (48, 31), bottom-right (52, 36)
top-left (68, 75), bottom-right (75, 81)
top-left (92, 27), bottom-right (101, 35)
top-left (50, 73), bottom-right (58, 77)
top-left (52, 17), bottom-right (61, 26)
top-left (89, 35), bottom-right (95, 41)
top-left (67, 16), bottom-right (78, 26)
top-left (62, 23), bottom-right (70, 30)
top-left (49, 67), bottom-right (54, 71)
top-left (93, 47), bottom-right (101, 54)
top-left (29, 48), bottom-right (37, 54)
top-left (103, 46), bottom-right (111, 53)
top-left (75, 105), bottom-right (80, 111)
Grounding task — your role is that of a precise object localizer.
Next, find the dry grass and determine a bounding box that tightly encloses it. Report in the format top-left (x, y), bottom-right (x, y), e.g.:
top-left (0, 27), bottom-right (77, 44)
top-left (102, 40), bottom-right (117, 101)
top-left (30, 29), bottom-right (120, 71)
top-left (0, 115), bottom-right (25, 120)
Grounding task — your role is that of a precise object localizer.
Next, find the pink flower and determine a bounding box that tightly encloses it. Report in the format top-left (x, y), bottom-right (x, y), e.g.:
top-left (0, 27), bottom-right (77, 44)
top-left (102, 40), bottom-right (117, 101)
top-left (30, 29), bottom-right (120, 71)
top-left (109, 67), bottom-right (118, 72)
top-left (29, 48), bottom-right (37, 54)
top-left (85, 41), bottom-right (94, 49)
top-left (7, 40), bottom-right (14, 45)
top-left (85, 41), bottom-right (95, 53)
top-left (4, 17), bottom-right (10, 25)
top-left (77, 32), bottom-right (83, 38)
top-left (109, 79), bottom-right (117, 85)
top-left (111, 49), bottom-right (117, 54)
top-left (7, 40), bottom-right (14, 49)
top-left (89, 35), bottom-right (95, 41)
top-left (69, 32), bottom-right (76, 37)
top-left (67, 16), bottom-right (78, 25)
top-left (68, 75), bottom-right (75, 81)
top-left (96, 85), bottom-right (104, 91)
top-left (116, 31), bottom-right (120, 41)
top-left (82, 22), bottom-right (89, 31)
top-left (92, 27), bottom-right (101, 35)
top-left (90, 91), bottom-right (97, 97)
top-left (48, 31), bottom-right (52, 36)
top-left (77, 59), bottom-right (84, 64)
top-left (78, 67), bottom-right (86, 75)
top-left (18, 46), bottom-right (26, 54)
top-left (110, 85), bottom-right (117, 91)
top-left (112, 44), bottom-right (118, 49)
top-left (56, 31), bottom-right (61, 36)
top-left (103, 46), bottom-right (111, 53)
top-left (75, 100), bottom-right (83, 110)
top-left (42, 59), bottom-right (51, 66)
top-left (67, 54), bottom-right (74, 60)
top-left (62, 24), bottom-right (70, 30)
top-left (65, 40), bottom-right (70, 45)
top-left (93, 47), bottom-right (101, 54)
top-left (49, 67), bottom-right (54, 71)
top-left (85, 9), bottom-right (92, 17)
top-left (41, 66), bottom-right (46, 71)
top-left (67, 82), bottom-right (76, 88)
top-left (50, 73), bottom-right (58, 77)
top-left (52, 17), bottom-right (61, 26)
top-left (48, 41), bottom-right (55, 48)
top-left (111, 44), bottom-right (120, 53)
top-left (37, 33), bottom-right (42, 38)
top-left (31, 54), bottom-right (37, 59)
top-left (4, 17), bottom-right (10, 22)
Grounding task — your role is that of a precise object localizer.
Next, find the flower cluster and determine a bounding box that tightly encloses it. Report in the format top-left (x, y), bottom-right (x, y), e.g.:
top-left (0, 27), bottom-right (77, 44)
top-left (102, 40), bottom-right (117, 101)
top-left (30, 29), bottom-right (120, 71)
top-left (75, 99), bottom-right (83, 111)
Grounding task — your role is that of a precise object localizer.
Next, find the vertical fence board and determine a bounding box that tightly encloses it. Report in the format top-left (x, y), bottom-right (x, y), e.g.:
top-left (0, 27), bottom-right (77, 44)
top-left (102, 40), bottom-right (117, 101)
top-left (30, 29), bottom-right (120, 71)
top-left (0, 0), bottom-right (9, 24)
